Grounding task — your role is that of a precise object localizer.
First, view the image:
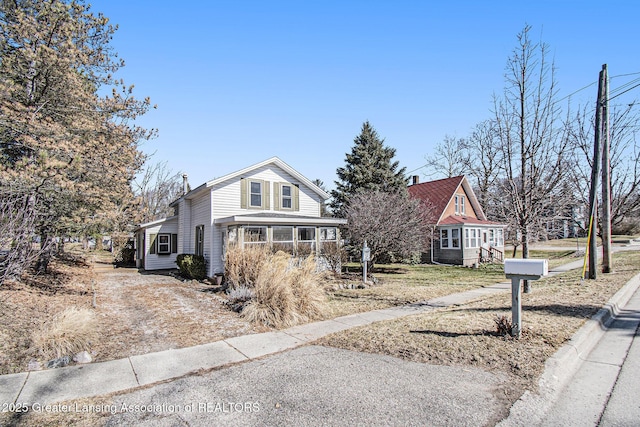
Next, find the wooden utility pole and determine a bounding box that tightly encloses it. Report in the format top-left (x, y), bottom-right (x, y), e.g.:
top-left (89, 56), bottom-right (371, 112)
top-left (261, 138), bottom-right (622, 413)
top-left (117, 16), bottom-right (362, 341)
top-left (601, 64), bottom-right (612, 273)
top-left (587, 65), bottom-right (606, 280)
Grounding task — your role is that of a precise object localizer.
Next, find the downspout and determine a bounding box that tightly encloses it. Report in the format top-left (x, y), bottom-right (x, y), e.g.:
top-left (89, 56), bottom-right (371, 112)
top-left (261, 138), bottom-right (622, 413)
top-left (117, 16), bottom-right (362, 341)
top-left (430, 226), bottom-right (448, 266)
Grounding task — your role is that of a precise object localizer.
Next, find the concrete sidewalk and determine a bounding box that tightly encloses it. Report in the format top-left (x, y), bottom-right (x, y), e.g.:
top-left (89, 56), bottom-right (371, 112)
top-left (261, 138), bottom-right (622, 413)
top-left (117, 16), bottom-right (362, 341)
top-left (499, 270), bottom-right (640, 426)
top-left (0, 279), bottom-right (514, 407)
top-left (0, 254), bottom-right (637, 419)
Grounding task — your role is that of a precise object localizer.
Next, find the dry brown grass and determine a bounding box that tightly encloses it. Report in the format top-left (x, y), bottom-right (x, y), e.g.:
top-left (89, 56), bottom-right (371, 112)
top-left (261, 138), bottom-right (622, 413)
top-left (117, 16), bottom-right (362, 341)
top-left (224, 244), bottom-right (270, 289)
top-left (242, 252), bottom-right (326, 328)
top-left (318, 250), bottom-right (640, 406)
top-left (30, 307), bottom-right (99, 360)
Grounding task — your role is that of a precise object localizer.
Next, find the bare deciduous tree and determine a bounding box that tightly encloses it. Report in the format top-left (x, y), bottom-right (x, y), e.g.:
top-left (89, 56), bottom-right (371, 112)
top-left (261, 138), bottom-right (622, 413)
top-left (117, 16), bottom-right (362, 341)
top-left (492, 25), bottom-right (571, 270)
top-left (567, 103), bottom-right (640, 234)
top-left (345, 190), bottom-right (436, 268)
top-left (132, 160), bottom-right (184, 224)
top-left (462, 120), bottom-right (504, 219)
top-left (423, 135), bottom-right (469, 179)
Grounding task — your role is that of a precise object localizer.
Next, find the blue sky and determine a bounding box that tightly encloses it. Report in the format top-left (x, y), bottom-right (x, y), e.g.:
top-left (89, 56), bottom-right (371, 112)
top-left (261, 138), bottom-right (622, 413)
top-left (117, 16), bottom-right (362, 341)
top-left (90, 0), bottom-right (640, 190)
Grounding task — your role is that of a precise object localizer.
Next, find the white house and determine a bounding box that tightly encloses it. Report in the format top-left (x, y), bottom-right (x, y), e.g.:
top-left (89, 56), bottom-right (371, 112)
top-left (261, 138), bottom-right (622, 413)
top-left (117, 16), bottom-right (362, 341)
top-left (134, 157), bottom-right (347, 276)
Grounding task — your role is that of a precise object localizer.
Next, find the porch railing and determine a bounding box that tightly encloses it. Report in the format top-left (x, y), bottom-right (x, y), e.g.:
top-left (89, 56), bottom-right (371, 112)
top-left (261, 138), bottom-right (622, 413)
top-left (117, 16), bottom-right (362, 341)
top-left (480, 246), bottom-right (504, 263)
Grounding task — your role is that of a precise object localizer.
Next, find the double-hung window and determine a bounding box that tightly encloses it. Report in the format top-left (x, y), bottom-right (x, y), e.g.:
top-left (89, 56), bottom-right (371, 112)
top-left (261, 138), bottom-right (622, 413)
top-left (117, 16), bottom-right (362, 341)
top-left (250, 181), bottom-right (262, 208)
top-left (281, 185), bottom-right (292, 209)
top-left (454, 195), bottom-right (466, 215)
top-left (151, 233), bottom-right (177, 255)
top-left (319, 227), bottom-right (338, 254)
top-left (272, 226), bottom-right (294, 253)
top-left (244, 226), bottom-right (267, 245)
top-left (157, 234), bottom-right (171, 254)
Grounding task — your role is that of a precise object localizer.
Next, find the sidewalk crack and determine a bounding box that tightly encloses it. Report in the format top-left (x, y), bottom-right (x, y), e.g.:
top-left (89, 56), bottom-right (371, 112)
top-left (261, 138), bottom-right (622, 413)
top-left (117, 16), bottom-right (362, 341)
top-left (128, 357), bottom-right (140, 386)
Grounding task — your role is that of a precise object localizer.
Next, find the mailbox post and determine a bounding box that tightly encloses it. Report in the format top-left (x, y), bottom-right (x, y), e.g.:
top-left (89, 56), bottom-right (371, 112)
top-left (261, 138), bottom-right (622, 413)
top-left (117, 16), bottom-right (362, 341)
top-left (362, 240), bottom-right (370, 284)
top-left (504, 259), bottom-right (548, 338)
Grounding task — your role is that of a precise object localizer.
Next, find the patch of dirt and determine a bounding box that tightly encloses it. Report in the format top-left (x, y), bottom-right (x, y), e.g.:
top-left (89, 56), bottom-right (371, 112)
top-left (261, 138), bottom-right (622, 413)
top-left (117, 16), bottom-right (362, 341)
top-left (0, 252), bottom-right (267, 374)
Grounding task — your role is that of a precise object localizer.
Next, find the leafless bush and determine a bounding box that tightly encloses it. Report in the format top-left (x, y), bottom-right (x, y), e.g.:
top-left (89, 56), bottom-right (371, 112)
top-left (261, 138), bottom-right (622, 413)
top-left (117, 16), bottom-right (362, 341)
top-left (30, 307), bottom-right (99, 360)
top-left (345, 190), bottom-right (435, 267)
top-left (0, 191), bottom-right (40, 284)
top-left (319, 241), bottom-right (346, 273)
top-left (494, 315), bottom-right (513, 337)
top-left (226, 285), bottom-right (255, 313)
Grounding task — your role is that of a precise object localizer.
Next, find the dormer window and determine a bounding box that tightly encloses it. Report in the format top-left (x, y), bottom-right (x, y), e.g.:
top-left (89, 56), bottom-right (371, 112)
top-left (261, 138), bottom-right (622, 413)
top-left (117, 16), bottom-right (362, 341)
top-left (454, 195), bottom-right (466, 215)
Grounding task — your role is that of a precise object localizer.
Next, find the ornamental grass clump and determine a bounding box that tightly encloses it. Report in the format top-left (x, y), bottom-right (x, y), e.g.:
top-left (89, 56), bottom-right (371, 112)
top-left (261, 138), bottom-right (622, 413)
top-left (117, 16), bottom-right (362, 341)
top-left (227, 248), bottom-right (327, 328)
top-left (224, 244), bottom-right (270, 289)
top-left (30, 307), bottom-right (99, 360)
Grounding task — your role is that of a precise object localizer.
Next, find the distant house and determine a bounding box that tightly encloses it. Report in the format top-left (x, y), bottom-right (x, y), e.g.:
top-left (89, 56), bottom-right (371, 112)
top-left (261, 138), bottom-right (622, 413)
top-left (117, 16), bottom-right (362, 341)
top-left (408, 175), bottom-right (506, 266)
top-left (134, 157), bottom-right (347, 275)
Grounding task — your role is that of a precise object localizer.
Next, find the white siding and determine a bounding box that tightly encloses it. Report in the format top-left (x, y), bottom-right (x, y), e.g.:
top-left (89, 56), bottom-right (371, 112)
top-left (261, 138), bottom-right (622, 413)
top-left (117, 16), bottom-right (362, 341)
top-left (190, 191), bottom-right (211, 272)
top-left (144, 218), bottom-right (178, 270)
top-left (177, 199), bottom-right (191, 254)
top-left (210, 165), bottom-right (323, 219)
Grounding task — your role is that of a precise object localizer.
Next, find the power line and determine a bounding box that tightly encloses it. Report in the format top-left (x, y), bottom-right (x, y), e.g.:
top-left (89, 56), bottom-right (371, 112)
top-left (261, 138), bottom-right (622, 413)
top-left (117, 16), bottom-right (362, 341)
top-left (609, 82), bottom-right (640, 102)
top-left (556, 71), bottom-right (640, 105)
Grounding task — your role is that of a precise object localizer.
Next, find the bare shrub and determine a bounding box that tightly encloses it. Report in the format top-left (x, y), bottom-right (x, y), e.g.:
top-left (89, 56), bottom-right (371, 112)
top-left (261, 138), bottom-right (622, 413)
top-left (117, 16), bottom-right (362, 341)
top-left (0, 191), bottom-right (39, 284)
top-left (30, 307), bottom-right (99, 360)
top-left (242, 253), bottom-right (327, 328)
top-left (319, 241), bottom-right (346, 274)
top-left (224, 244), bottom-right (270, 289)
top-left (494, 315), bottom-right (513, 337)
top-left (226, 285), bottom-right (255, 313)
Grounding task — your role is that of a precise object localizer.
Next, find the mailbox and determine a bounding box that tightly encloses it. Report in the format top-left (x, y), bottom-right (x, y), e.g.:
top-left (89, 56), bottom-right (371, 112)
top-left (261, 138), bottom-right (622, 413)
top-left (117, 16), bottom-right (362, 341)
top-left (504, 258), bottom-right (549, 339)
top-left (504, 259), bottom-right (548, 278)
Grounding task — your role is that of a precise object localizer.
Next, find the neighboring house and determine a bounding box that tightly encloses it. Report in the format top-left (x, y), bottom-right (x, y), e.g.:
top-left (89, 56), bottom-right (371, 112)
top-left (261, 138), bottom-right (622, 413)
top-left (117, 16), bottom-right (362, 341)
top-left (408, 175), bottom-right (506, 266)
top-left (134, 157), bottom-right (347, 275)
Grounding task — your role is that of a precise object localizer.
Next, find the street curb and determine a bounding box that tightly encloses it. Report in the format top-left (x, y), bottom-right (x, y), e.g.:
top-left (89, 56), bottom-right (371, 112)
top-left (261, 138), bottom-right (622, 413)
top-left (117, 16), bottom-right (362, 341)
top-left (498, 271), bottom-right (640, 426)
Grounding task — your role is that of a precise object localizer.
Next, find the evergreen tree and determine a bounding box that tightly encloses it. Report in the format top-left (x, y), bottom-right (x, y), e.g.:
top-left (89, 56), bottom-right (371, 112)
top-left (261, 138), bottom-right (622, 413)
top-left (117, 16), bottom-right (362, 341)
top-left (330, 121), bottom-right (407, 217)
top-left (0, 0), bottom-right (154, 277)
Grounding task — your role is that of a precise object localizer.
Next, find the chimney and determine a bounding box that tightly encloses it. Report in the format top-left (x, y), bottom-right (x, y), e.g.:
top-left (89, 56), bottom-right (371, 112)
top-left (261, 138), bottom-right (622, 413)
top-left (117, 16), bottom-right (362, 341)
top-left (182, 174), bottom-right (189, 195)
top-left (412, 175), bottom-right (420, 185)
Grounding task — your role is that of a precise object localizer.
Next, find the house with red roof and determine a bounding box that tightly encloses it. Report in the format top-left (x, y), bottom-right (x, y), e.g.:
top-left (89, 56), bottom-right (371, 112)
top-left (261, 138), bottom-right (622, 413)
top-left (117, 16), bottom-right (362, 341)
top-left (408, 175), bottom-right (506, 266)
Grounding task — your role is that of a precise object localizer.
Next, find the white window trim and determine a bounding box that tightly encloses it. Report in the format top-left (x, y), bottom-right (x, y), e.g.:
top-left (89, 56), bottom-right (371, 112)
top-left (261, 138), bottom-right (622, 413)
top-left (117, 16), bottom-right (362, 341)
top-left (440, 229), bottom-right (449, 249)
top-left (454, 195), bottom-right (466, 215)
top-left (281, 184), bottom-right (293, 210)
top-left (441, 228), bottom-right (460, 249)
top-left (249, 181), bottom-right (263, 208)
top-left (451, 228), bottom-right (460, 248)
top-left (157, 234), bottom-right (171, 255)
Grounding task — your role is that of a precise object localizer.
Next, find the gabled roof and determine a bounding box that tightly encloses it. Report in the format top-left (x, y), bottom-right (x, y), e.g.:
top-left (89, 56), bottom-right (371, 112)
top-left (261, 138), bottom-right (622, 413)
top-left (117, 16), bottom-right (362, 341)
top-left (134, 215), bottom-right (178, 232)
top-left (408, 175), bottom-right (491, 225)
top-left (171, 157), bottom-right (330, 206)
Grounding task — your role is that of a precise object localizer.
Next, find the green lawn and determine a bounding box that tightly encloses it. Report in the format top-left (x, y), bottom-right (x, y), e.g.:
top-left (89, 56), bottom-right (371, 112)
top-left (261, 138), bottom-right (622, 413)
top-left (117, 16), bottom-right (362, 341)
top-left (326, 249), bottom-right (580, 317)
